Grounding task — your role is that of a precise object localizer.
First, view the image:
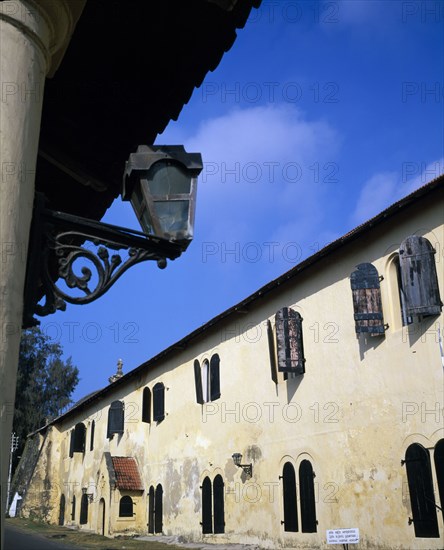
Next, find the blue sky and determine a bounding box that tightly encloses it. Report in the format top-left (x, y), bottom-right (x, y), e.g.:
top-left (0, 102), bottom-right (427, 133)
top-left (43, 0), bottom-right (443, 403)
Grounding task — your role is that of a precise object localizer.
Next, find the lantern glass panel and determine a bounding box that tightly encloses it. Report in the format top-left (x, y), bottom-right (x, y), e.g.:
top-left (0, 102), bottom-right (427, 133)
top-left (153, 200), bottom-right (190, 239)
top-left (149, 162), bottom-right (191, 196)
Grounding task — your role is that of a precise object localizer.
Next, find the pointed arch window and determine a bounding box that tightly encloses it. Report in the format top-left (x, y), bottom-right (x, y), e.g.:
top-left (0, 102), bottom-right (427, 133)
top-left (399, 236), bottom-right (442, 318)
top-left (282, 462), bottom-right (298, 532)
top-left (153, 383), bottom-right (165, 422)
top-left (201, 476), bottom-right (212, 534)
top-left (404, 443), bottom-right (439, 537)
top-left (434, 439), bottom-right (444, 525)
top-left (299, 460), bottom-right (317, 533)
top-left (142, 387), bottom-right (151, 423)
top-left (275, 308), bottom-right (305, 375)
top-left (194, 355), bottom-right (221, 404)
top-left (213, 475), bottom-right (225, 534)
top-left (350, 263), bottom-right (385, 335)
top-left (107, 400), bottom-right (124, 438)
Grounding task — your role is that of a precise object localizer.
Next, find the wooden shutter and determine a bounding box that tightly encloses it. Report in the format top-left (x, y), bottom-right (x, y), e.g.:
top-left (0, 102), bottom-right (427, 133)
top-left (299, 460), bottom-right (317, 533)
top-left (213, 475), bottom-right (225, 534)
top-left (142, 387), bottom-right (151, 423)
top-left (154, 484), bottom-right (163, 533)
top-left (148, 486), bottom-right (155, 534)
top-left (350, 263), bottom-right (385, 335)
top-left (79, 493), bottom-right (88, 524)
top-left (405, 443), bottom-right (439, 537)
top-left (69, 430), bottom-right (74, 458)
top-left (201, 477), bottom-right (212, 534)
top-left (267, 320), bottom-right (278, 384)
top-left (275, 307), bottom-right (305, 374)
top-left (108, 401), bottom-right (124, 437)
top-left (210, 354), bottom-right (221, 401)
top-left (399, 236), bottom-right (442, 316)
top-left (73, 423), bottom-right (86, 453)
top-left (153, 383), bottom-right (165, 422)
top-left (194, 360), bottom-right (204, 405)
top-left (434, 439), bottom-right (444, 525)
top-left (282, 462), bottom-right (298, 532)
top-left (90, 421), bottom-right (95, 451)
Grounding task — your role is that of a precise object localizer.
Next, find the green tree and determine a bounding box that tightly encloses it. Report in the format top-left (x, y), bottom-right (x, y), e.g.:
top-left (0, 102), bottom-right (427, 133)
top-left (13, 327), bottom-right (79, 450)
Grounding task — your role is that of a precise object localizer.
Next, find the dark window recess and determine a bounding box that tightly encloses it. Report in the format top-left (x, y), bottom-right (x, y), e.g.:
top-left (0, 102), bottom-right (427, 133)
top-left (350, 263), bottom-right (385, 335)
top-left (72, 423), bottom-right (86, 453)
top-left (71, 495), bottom-right (76, 521)
top-left (119, 496), bottom-right (133, 518)
top-left (213, 475), bottom-right (225, 534)
top-left (405, 443), bottom-right (439, 538)
top-left (58, 495), bottom-right (65, 526)
top-left (210, 354), bottom-right (221, 401)
top-left (79, 494), bottom-right (88, 525)
top-left (194, 360), bottom-right (204, 405)
top-left (299, 460), bottom-right (317, 533)
top-left (90, 420), bottom-right (95, 451)
top-left (267, 320), bottom-right (278, 384)
top-left (153, 383), bottom-right (165, 422)
top-left (399, 236), bottom-right (443, 317)
top-left (434, 439), bottom-right (444, 525)
top-left (142, 387), bottom-right (151, 423)
top-left (282, 462), bottom-right (298, 532)
top-left (69, 430), bottom-right (74, 458)
top-left (201, 476), bottom-right (212, 534)
top-left (148, 486), bottom-right (155, 534)
top-left (107, 400), bottom-right (124, 438)
top-left (275, 307), bottom-right (305, 374)
top-left (154, 484), bottom-right (163, 534)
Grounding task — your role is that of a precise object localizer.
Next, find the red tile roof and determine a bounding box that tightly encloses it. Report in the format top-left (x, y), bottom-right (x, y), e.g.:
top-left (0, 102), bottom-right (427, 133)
top-left (111, 457), bottom-right (144, 491)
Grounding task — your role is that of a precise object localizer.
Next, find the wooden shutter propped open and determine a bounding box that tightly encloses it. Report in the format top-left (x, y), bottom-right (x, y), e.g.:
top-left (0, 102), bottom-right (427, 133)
top-left (194, 360), bottom-right (204, 405)
top-left (350, 263), bottom-right (386, 336)
top-left (275, 307), bottom-right (305, 374)
top-left (153, 383), bottom-right (165, 422)
top-left (107, 400), bottom-right (124, 438)
top-left (210, 354), bottom-right (221, 401)
top-left (399, 235), bottom-right (442, 317)
top-left (267, 320), bottom-right (278, 384)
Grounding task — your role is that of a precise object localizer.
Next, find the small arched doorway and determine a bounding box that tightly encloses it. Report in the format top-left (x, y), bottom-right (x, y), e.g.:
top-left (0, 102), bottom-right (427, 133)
top-left (98, 498), bottom-right (105, 536)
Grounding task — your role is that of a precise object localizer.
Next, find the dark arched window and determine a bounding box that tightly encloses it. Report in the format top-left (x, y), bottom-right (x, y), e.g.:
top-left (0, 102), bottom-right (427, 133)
top-left (209, 354), bottom-right (221, 401)
top-left (72, 423), bottom-right (86, 453)
top-left (107, 400), bottom-right (124, 438)
top-left (142, 387), bottom-right (151, 423)
top-left (282, 462), bottom-right (298, 532)
top-left (153, 383), bottom-right (165, 422)
top-left (58, 494), bottom-right (65, 526)
top-left (90, 420), bottom-right (95, 451)
top-left (434, 439), bottom-right (444, 525)
top-left (213, 475), bottom-right (225, 534)
top-left (299, 460), bottom-right (317, 532)
top-left (201, 476), bottom-right (212, 534)
top-left (405, 443), bottom-right (439, 537)
top-left (71, 495), bottom-right (76, 521)
top-left (148, 485), bottom-right (155, 534)
top-left (155, 484), bottom-right (163, 534)
top-left (119, 495), bottom-right (133, 517)
top-left (80, 493), bottom-right (88, 525)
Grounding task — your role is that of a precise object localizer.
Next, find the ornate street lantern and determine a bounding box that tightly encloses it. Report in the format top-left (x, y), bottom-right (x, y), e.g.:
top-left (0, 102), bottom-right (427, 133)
top-left (123, 145), bottom-right (202, 249)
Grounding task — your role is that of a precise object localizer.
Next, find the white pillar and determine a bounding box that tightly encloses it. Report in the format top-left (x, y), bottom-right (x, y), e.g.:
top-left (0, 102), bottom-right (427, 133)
top-left (0, 2), bottom-right (84, 546)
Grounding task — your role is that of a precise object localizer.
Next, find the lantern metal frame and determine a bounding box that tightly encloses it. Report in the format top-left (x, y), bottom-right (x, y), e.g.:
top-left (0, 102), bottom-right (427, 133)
top-left (22, 145), bottom-right (202, 328)
top-left (232, 453), bottom-right (253, 477)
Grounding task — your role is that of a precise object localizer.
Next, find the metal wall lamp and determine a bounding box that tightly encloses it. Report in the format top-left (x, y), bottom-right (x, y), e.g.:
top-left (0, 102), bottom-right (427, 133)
top-left (81, 487), bottom-right (94, 503)
top-left (232, 453), bottom-right (253, 477)
top-left (23, 145), bottom-right (202, 328)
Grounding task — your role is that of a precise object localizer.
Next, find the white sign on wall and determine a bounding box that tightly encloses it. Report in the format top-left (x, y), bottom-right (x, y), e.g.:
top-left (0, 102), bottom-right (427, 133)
top-left (326, 528), bottom-right (360, 544)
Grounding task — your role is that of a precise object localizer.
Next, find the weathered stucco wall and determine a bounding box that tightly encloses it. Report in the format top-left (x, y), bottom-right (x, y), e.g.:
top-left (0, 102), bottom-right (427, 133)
top-left (19, 188), bottom-right (444, 549)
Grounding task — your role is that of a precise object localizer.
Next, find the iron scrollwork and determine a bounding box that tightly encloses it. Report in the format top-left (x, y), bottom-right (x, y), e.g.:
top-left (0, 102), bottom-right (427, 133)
top-left (23, 194), bottom-right (183, 327)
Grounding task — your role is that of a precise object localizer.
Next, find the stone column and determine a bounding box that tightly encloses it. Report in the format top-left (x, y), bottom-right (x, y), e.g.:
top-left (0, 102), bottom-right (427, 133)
top-left (0, 1), bottom-right (84, 546)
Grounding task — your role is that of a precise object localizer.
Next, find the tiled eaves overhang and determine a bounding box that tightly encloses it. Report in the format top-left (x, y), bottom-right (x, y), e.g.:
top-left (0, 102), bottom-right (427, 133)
top-left (111, 456), bottom-right (144, 492)
top-left (34, 174), bottom-right (444, 432)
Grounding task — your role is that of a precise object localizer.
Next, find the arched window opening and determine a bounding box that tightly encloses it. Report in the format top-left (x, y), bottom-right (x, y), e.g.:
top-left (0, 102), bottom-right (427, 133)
top-left (154, 484), bottom-right (163, 534)
top-left (434, 439), bottom-right (444, 525)
top-left (80, 493), bottom-right (88, 525)
top-left (201, 476), bottom-right (212, 534)
top-left (107, 400), bottom-right (124, 438)
top-left (142, 387), bottom-right (151, 423)
top-left (213, 475), bottom-right (225, 534)
top-left (72, 423), bottom-right (86, 453)
top-left (405, 443), bottom-right (439, 538)
top-left (299, 460), bottom-right (317, 533)
top-left (148, 485), bottom-right (155, 534)
top-left (119, 495), bottom-right (133, 518)
top-left (282, 462), bottom-right (298, 532)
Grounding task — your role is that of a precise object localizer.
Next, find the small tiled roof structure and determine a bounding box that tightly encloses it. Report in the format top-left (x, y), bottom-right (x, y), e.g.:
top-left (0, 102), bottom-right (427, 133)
top-left (111, 457), bottom-right (144, 492)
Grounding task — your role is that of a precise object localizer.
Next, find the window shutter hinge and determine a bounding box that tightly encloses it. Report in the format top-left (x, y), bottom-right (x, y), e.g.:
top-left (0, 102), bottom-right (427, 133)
top-left (379, 275), bottom-right (384, 282)
top-left (408, 517), bottom-right (414, 525)
top-left (401, 459), bottom-right (405, 466)
top-left (280, 520), bottom-right (285, 525)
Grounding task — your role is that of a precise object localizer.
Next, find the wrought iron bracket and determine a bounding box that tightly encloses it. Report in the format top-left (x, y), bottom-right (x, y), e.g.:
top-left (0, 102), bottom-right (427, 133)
top-left (23, 193), bottom-right (183, 328)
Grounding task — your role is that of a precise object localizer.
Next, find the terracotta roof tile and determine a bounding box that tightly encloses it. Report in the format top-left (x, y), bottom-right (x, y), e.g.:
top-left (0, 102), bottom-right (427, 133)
top-left (111, 457), bottom-right (144, 491)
